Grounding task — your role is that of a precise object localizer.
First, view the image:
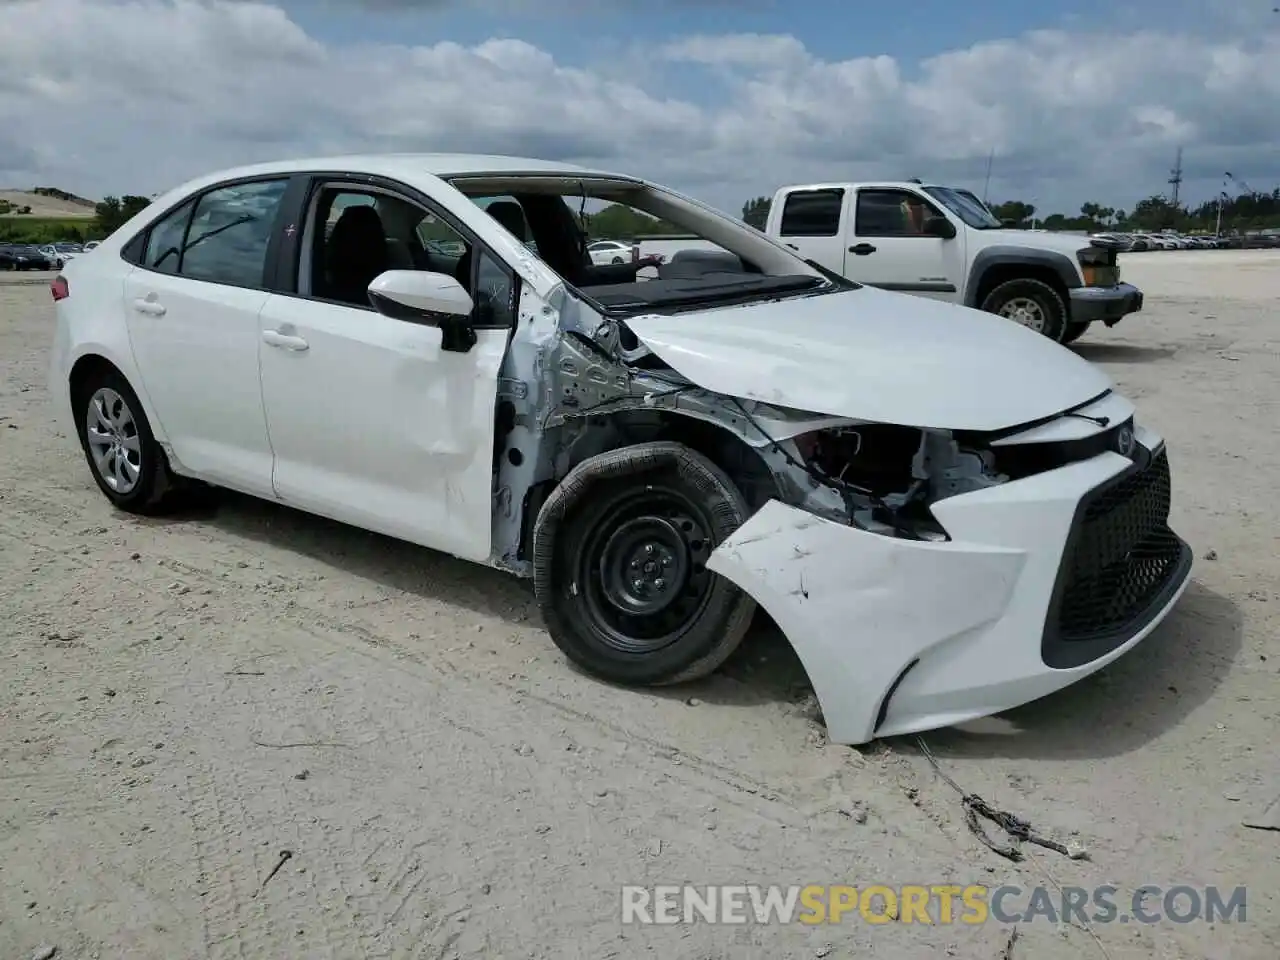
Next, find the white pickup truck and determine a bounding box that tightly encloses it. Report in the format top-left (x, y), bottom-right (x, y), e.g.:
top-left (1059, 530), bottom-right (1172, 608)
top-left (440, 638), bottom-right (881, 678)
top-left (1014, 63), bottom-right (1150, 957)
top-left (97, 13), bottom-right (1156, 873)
top-left (763, 180), bottom-right (1144, 344)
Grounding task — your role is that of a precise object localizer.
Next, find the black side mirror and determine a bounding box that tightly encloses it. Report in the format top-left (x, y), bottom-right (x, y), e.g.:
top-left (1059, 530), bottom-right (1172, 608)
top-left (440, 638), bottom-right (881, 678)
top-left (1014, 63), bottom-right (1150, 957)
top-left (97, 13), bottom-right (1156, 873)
top-left (924, 215), bottom-right (956, 239)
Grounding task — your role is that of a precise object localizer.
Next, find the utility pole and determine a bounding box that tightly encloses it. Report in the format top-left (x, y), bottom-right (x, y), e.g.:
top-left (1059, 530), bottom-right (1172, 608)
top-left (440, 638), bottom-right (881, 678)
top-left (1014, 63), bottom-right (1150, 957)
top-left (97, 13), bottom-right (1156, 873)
top-left (982, 148), bottom-right (994, 204)
top-left (1167, 146), bottom-right (1183, 208)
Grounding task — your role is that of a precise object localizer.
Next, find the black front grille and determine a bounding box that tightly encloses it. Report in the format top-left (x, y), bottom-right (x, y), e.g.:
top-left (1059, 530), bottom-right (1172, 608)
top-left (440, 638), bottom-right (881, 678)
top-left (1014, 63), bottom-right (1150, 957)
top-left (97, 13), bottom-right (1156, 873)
top-left (991, 418), bottom-right (1133, 480)
top-left (1042, 446), bottom-right (1191, 669)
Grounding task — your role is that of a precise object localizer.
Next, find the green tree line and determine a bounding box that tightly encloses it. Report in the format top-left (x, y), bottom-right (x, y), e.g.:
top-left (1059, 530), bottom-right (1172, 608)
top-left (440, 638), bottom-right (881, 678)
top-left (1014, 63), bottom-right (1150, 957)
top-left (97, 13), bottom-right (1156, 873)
top-left (0, 194), bottom-right (152, 244)
top-left (578, 204), bottom-right (681, 238)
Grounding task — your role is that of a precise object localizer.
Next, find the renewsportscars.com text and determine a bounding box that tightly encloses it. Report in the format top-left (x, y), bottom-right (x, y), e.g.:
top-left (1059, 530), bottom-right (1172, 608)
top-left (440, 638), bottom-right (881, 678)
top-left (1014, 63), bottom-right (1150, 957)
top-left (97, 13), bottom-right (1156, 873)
top-left (620, 884), bottom-right (1247, 926)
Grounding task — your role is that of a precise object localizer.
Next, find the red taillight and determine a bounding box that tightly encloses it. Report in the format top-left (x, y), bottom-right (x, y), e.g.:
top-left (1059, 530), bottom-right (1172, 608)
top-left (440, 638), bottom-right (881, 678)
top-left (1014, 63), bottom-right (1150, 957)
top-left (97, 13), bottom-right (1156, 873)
top-left (51, 275), bottom-right (69, 301)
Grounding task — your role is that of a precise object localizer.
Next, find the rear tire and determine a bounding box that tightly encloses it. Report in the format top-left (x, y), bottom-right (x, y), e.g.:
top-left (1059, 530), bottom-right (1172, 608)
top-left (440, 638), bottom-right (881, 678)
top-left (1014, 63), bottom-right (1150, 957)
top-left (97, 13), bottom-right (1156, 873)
top-left (536, 446), bottom-right (756, 686)
top-left (1061, 320), bottom-right (1090, 344)
top-left (73, 368), bottom-right (182, 515)
top-left (981, 278), bottom-right (1067, 341)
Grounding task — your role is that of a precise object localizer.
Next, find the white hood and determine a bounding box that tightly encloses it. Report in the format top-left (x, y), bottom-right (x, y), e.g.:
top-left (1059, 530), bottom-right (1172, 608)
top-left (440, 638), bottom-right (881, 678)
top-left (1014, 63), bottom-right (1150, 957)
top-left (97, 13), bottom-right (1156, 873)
top-left (624, 285), bottom-right (1112, 432)
top-left (976, 229), bottom-right (1089, 255)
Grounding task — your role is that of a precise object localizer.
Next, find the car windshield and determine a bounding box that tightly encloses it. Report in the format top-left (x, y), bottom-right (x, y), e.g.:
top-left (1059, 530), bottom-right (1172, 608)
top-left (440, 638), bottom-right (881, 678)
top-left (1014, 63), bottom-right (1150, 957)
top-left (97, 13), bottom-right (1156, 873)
top-left (448, 174), bottom-right (833, 317)
top-left (922, 185), bottom-right (1003, 229)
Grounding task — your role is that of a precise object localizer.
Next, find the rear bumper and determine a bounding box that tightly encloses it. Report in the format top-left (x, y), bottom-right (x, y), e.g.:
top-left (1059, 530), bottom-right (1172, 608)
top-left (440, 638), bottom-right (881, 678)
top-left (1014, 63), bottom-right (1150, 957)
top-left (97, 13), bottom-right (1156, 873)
top-left (1069, 282), bottom-right (1143, 327)
top-left (706, 424), bottom-right (1191, 745)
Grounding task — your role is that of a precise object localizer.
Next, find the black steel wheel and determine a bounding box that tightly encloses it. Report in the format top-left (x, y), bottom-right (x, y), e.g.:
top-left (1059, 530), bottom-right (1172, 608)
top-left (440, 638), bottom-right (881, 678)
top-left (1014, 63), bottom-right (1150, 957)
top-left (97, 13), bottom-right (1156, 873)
top-left (535, 444), bottom-right (756, 686)
top-left (578, 485), bottom-right (716, 654)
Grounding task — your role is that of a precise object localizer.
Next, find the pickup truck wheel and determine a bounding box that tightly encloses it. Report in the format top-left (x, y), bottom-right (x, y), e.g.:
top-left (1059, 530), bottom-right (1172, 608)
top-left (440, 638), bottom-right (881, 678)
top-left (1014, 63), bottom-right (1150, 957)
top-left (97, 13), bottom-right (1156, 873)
top-left (1061, 321), bottom-right (1090, 344)
top-left (981, 278), bottom-right (1067, 341)
top-left (536, 448), bottom-right (756, 686)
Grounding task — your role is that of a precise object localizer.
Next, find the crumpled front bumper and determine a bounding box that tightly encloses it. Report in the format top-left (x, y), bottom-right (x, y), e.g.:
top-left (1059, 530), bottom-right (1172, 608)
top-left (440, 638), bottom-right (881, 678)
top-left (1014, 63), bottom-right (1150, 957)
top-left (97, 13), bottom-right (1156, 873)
top-left (706, 424), bottom-right (1192, 745)
top-left (1069, 281), bottom-right (1144, 327)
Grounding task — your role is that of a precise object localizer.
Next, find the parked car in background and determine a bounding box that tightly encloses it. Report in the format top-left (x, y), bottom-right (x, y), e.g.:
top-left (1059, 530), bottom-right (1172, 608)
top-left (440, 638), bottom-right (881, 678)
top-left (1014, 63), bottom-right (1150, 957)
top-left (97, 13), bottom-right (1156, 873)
top-left (47, 152), bottom-right (1191, 746)
top-left (765, 179), bottom-right (1144, 344)
top-left (0, 243), bottom-right (55, 270)
top-left (37, 244), bottom-right (69, 268)
top-left (422, 238), bottom-right (467, 256)
top-left (1090, 232), bottom-right (1135, 252)
top-left (53, 242), bottom-right (86, 263)
top-left (25, 245), bottom-right (58, 269)
top-left (587, 238), bottom-right (637, 265)
top-left (1239, 231), bottom-right (1280, 249)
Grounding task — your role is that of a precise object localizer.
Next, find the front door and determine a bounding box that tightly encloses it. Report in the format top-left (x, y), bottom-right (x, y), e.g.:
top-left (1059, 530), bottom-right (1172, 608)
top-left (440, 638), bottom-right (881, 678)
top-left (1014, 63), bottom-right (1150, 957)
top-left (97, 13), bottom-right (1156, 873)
top-left (121, 177), bottom-right (290, 495)
top-left (844, 187), bottom-right (966, 302)
top-left (256, 180), bottom-right (514, 563)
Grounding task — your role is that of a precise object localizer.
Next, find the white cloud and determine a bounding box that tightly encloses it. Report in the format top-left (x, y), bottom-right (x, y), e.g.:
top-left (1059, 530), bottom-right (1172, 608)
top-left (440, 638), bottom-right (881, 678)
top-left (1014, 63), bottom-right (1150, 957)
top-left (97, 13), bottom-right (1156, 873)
top-left (2, 0), bottom-right (1278, 217)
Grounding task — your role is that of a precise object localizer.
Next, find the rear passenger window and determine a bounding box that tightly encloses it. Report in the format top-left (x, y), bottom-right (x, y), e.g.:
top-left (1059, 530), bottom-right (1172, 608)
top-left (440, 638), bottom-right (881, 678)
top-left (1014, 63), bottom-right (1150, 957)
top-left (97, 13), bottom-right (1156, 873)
top-left (778, 189), bottom-right (844, 237)
top-left (180, 179), bottom-right (288, 288)
top-left (143, 200), bottom-right (195, 275)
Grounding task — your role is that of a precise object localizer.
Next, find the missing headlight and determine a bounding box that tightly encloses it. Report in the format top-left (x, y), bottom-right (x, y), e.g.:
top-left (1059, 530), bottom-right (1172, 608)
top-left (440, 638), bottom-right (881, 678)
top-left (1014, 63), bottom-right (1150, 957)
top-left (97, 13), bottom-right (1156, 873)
top-left (795, 424), bottom-right (924, 498)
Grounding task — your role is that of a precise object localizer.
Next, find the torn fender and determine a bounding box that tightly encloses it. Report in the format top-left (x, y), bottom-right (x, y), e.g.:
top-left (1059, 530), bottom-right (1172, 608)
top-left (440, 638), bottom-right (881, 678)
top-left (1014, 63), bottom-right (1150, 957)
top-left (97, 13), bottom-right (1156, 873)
top-left (706, 501), bottom-right (1024, 746)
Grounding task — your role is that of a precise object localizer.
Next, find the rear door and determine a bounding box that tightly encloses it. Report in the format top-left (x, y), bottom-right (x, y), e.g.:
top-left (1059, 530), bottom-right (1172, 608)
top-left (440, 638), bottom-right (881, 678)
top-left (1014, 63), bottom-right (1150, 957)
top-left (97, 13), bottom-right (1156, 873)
top-left (844, 187), bottom-right (965, 302)
top-left (771, 187), bottom-right (848, 275)
top-left (120, 176), bottom-right (293, 495)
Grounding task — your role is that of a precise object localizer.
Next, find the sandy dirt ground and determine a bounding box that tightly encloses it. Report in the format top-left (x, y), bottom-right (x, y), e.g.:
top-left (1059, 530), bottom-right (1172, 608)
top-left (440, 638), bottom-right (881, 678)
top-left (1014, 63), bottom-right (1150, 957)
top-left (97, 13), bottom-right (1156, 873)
top-left (1, 251), bottom-right (1276, 959)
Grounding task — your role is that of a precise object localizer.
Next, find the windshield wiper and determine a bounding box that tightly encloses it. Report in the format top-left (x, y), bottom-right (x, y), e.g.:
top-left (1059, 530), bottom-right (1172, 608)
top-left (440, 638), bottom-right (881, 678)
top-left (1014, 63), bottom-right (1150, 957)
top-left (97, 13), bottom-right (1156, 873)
top-left (184, 215), bottom-right (255, 252)
top-left (804, 258), bottom-right (859, 288)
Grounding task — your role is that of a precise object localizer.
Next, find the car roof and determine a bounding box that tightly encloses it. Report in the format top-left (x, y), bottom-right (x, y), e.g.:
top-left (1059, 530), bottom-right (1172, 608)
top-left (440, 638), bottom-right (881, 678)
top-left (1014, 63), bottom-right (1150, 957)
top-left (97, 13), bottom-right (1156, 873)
top-left (172, 153), bottom-right (634, 188)
top-left (777, 180), bottom-right (946, 193)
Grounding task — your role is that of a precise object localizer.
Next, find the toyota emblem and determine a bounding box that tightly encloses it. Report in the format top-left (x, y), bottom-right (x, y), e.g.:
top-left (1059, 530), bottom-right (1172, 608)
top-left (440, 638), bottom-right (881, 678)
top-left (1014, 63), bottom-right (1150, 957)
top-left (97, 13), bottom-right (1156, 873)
top-left (1114, 424), bottom-right (1136, 457)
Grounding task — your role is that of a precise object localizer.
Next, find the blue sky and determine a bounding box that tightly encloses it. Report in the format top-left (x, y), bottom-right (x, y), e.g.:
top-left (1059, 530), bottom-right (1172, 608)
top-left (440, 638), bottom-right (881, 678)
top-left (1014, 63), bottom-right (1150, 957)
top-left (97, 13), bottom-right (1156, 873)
top-left (4, 0), bottom-right (1278, 213)
top-left (284, 0), bottom-right (1234, 71)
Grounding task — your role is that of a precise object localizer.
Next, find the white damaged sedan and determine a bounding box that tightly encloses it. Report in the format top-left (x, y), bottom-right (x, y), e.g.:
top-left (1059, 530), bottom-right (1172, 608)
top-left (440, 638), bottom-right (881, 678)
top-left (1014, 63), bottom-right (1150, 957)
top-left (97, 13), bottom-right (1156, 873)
top-left (47, 154), bottom-right (1193, 744)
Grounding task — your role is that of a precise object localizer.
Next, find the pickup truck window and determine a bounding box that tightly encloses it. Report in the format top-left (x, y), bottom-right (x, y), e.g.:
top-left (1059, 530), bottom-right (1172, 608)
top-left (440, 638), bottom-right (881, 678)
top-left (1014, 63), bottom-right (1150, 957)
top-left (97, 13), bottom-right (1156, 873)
top-left (922, 185), bottom-right (1002, 229)
top-left (778, 189), bottom-right (844, 237)
top-left (855, 188), bottom-right (940, 237)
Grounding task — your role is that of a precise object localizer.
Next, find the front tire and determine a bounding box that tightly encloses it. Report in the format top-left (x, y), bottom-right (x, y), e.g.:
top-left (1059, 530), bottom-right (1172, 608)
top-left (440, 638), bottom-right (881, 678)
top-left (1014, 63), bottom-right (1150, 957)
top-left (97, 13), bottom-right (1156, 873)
top-left (536, 446), bottom-right (756, 686)
top-left (1061, 320), bottom-right (1090, 344)
top-left (981, 278), bottom-right (1067, 341)
top-left (73, 368), bottom-right (180, 514)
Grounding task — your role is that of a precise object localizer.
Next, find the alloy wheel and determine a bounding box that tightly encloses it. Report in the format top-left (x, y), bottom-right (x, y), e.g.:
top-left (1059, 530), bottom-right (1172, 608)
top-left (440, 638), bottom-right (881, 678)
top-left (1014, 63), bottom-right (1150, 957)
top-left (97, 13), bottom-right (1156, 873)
top-left (85, 387), bottom-right (142, 494)
top-left (998, 296), bottom-right (1047, 332)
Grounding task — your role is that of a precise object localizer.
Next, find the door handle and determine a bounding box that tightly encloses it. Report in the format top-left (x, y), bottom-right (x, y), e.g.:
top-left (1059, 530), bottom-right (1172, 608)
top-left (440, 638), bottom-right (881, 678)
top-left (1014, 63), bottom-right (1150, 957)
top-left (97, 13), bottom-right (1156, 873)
top-left (849, 243), bottom-right (877, 256)
top-left (132, 297), bottom-right (166, 316)
top-left (784, 242), bottom-right (799, 250)
top-left (262, 330), bottom-right (309, 351)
